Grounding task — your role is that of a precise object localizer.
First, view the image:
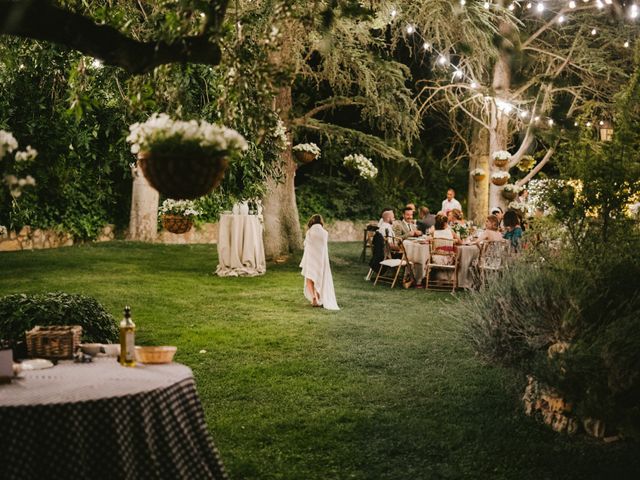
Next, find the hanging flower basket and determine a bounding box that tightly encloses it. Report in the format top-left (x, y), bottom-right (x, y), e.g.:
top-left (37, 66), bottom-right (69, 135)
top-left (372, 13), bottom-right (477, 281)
top-left (161, 214), bottom-right (193, 234)
top-left (502, 184), bottom-right (522, 200)
top-left (138, 152), bottom-right (228, 200)
top-left (127, 114), bottom-right (248, 200)
top-left (491, 172), bottom-right (511, 186)
top-left (293, 150), bottom-right (317, 164)
top-left (492, 150), bottom-right (512, 168)
top-left (471, 168), bottom-right (486, 181)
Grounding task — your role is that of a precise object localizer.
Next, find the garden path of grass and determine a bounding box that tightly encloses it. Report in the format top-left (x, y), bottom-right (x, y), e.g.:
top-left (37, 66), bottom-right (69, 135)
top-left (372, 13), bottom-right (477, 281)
top-left (1, 242), bottom-right (638, 480)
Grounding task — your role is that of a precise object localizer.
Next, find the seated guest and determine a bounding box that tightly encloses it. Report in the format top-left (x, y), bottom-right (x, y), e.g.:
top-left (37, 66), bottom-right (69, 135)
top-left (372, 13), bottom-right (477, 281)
top-left (432, 214), bottom-right (460, 243)
top-left (473, 215), bottom-right (504, 244)
top-left (448, 208), bottom-right (467, 227)
top-left (377, 208), bottom-right (396, 239)
top-left (393, 207), bottom-right (422, 239)
top-left (405, 202), bottom-right (416, 212)
top-left (490, 206), bottom-right (504, 231)
top-left (503, 210), bottom-right (523, 251)
top-left (416, 206), bottom-right (436, 233)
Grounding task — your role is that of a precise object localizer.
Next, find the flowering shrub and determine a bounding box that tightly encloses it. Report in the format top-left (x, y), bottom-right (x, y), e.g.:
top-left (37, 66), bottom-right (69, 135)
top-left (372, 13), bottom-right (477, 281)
top-left (492, 150), bottom-right (512, 161)
top-left (126, 113), bottom-right (248, 156)
top-left (292, 142), bottom-right (321, 158)
top-left (470, 168), bottom-right (486, 177)
top-left (0, 130), bottom-right (18, 159)
top-left (158, 199), bottom-right (201, 217)
top-left (343, 154), bottom-right (378, 180)
top-left (491, 171), bottom-right (511, 180)
top-left (272, 118), bottom-right (289, 151)
top-left (1, 130), bottom-right (38, 198)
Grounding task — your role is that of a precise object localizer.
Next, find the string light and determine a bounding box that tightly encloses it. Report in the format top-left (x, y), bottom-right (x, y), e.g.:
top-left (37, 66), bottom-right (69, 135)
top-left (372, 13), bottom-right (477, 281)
top-left (484, 1), bottom-right (491, 9)
top-left (536, 2), bottom-right (545, 13)
top-left (574, 121), bottom-right (579, 126)
top-left (527, 2), bottom-right (533, 8)
top-left (406, 24), bottom-right (415, 34)
top-left (453, 69), bottom-right (464, 80)
top-left (437, 55), bottom-right (448, 66)
top-left (460, 0), bottom-right (466, 6)
top-left (631, 5), bottom-right (639, 20)
top-left (624, 40), bottom-right (630, 48)
top-left (470, 81), bottom-right (479, 89)
top-left (595, 0), bottom-right (604, 9)
top-left (569, 1), bottom-right (576, 8)
top-left (508, 3), bottom-right (516, 11)
top-left (586, 121), bottom-right (592, 127)
top-left (423, 42), bottom-right (431, 50)
top-left (390, 9), bottom-right (397, 18)
top-left (520, 111), bottom-right (529, 118)
top-left (599, 120), bottom-right (604, 126)
top-left (547, 119), bottom-right (554, 126)
top-left (558, 15), bottom-right (565, 23)
top-left (591, 28), bottom-right (597, 35)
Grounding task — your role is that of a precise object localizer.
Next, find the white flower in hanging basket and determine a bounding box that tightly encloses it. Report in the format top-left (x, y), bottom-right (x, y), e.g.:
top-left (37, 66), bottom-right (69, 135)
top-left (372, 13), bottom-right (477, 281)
top-left (343, 154), bottom-right (378, 180)
top-left (491, 171), bottom-right (511, 180)
top-left (492, 150), bottom-right (512, 161)
top-left (292, 143), bottom-right (321, 158)
top-left (502, 184), bottom-right (523, 193)
top-left (470, 168), bottom-right (486, 178)
top-left (159, 199), bottom-right (201, 217)
top-left (508, 200), bottom-right (528, 214)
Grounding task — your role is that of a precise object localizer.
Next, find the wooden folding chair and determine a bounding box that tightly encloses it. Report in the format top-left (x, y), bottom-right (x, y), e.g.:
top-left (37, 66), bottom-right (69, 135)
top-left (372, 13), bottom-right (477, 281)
top-left (478, 240), bottom-right (511, 286)
top-left (425, 238), bottom-right (457, 292)
top-left (360, 223), bottom-right (379, 262)
top-left (373, 237), bottom-right (414, 288)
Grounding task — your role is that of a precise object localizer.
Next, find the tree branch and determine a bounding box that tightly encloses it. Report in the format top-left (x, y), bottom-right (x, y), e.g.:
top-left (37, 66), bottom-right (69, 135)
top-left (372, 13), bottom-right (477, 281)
top-left (516, 143), bottom-right (557, 186)
top-left (0, 0), bottom-right (224, 74)
top-left (292, 96), bottom-right (368, 125)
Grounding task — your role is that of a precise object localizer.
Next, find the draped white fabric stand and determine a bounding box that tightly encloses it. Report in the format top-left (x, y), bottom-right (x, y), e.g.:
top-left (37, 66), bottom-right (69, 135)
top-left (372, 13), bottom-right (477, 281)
top-left (299, 224), bottom-right (339, 310)
top-left (216, 214), bottom-right (266, 277)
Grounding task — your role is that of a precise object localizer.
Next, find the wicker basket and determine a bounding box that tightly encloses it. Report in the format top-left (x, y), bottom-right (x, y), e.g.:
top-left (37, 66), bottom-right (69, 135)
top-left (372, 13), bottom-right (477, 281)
top-left (135, 346), bottom-right (177, 364)
top-left (26, 325), bottom-right (82, 360)
top-left (161, 214), bottom-right (193, 234)
top-left (502, 189), bottom-right (518, 200)
top-left (491, 176), bottom-right (509, 186)
top-left (138, 151), bottom-right (228, 200)
top-left (472, 173), bottom-right (486, 181)
top-left (493, 158), bottom-right (509, 168)
top-left (294, 150), bottom-right (317, 164)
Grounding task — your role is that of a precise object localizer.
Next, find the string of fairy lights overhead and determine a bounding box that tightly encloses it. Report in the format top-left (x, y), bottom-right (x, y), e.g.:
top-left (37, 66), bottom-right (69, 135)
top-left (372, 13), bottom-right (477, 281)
top-left (388, 1), bottom-right (639, 129)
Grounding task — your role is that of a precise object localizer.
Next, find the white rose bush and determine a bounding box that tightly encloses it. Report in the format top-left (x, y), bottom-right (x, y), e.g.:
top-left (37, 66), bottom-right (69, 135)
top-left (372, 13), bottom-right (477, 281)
top-left (1, 129), bottom-right (38, 199)
top-left (343, 154), bottom-right (378, 180)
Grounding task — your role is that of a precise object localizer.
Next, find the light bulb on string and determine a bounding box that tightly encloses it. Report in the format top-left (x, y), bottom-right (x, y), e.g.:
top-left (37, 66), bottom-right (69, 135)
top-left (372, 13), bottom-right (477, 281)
top-left (586, 121), bottom-right (592, 127)
top-left (574, 121), bottom-right (579, 126)
top-left (569, 1), bottom-right (576, 8)
top-left (390, 9), bottom-right (397, 18)
top-left (534, 116), bottom-right (541, 122)
top-left (547, 119), bottom-right (554, 126)
top-left (452, 69), bottom-right (464, 80)
top-left (508, 3), bottom-right (515, 11)
top-left (460, 0), bottom-right (466, 6)
top-left (558, 15), bottom-right (565, 23)
top-left (470, 81), bottom-right (479, 89)
top-left (423, 42), bottom-right (432, 51)
top-left (599, 120), bottom-right (604, 126)
top-left (596, 0), bottom-right (604, 9)
top-left (604, 0), bottom-right (612, 3)
top-left (591, 28), bottom-right (597, 35)
top-left (484, 1), bottom-right (490, 9)
top-left (406, 24), bottom-right (415, 34)
top-left (520, 111), bottom-right (529, 118)
top-left (536, 2), bottom-right (545, 13)
top-left (631, 5), bottom-right (639, 19)
top-left (624, 40), bottom-right (630, 48)
top-left (437, 55), bottom-right (448, 66)
top-left (527, 2), bottom-right (533, 8)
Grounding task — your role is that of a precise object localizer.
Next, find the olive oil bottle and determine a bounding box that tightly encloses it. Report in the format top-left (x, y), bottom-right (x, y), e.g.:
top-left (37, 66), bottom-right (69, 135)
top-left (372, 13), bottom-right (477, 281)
top-left (119, 306), bottom-right (136, 367)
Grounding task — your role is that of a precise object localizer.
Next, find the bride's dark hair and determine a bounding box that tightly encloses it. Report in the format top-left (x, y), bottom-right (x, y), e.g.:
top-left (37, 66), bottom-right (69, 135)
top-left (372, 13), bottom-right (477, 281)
top-left (307, 214), bottom-right (324, 229)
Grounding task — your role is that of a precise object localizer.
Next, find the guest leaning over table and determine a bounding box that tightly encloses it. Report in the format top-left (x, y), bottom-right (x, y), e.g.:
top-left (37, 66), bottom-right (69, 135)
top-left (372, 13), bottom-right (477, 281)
top-left (299, 214), bottom-right (340, 311)
top-left (502, 210), bottom-right (523, 252)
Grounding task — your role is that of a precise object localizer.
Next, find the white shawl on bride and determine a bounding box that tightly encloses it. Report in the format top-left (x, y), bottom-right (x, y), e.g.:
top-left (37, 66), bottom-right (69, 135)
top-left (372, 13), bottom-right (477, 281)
top-left (299, 224), bottom-right (339, 310)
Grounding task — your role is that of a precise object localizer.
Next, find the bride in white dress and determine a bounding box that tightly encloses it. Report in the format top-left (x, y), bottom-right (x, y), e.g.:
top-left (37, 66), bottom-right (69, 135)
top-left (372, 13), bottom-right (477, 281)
top-left (299, 214), bottom-right (339, 310)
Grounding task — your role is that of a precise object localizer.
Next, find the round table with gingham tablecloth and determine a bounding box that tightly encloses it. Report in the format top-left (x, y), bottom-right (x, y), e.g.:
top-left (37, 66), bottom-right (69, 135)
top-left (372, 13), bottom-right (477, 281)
top-left (0, 358), bottom-right (227, 480)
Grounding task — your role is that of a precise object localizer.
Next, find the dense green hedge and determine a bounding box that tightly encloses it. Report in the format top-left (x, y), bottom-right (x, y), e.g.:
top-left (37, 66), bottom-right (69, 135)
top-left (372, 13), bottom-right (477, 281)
top-left (0, 292), bottom-right (119, 345)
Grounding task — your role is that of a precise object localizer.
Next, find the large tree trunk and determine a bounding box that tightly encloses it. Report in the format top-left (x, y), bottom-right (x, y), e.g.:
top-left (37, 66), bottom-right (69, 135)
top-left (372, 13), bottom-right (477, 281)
top-left (262, 86), bottom-right (303, 259)
top-left (126, 165), bottom-right (159, 241)
top-left (467, 125), bottom-right (489, 224)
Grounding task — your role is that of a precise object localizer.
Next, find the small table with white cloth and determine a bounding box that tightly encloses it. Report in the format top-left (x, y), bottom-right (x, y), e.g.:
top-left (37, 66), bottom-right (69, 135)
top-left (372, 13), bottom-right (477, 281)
top-left (0, 358), bottom-right (227, 480)
top-left (216, 213), bottom-right (266, 277)
top-left (403, 240), bottom-right (479, 289)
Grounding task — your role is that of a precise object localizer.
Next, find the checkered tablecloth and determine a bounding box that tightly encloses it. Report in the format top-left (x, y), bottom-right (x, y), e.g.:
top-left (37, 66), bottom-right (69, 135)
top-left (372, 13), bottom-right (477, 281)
top-left (0, 360), bottom-right (227, 479)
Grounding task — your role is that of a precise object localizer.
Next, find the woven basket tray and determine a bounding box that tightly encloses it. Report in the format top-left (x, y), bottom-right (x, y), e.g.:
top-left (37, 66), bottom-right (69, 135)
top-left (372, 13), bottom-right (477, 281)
top-left (162, 214), bottom-right (193, 234)
top-left (26, 325), bottom-right (82, 359)
top-left (294, 150), bottom-right (317, 164)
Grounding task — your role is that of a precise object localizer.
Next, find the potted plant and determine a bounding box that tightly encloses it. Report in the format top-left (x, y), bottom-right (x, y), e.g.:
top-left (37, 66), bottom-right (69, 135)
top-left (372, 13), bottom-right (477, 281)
top-left (491, 171), bottom-right (511, 186)
top-left (492, 150), bottom-right (512, 168)
top-left (470, 168), bottom-right (486, 181)
top-left (292, 142), bottom-right (321, 164)
top-left (159, 199), bottom-right (201, 234)
top-left (127, 114), bottom-right (248, 200)
top-left (343, 153), bottom-right (378, 180)
top-left (502, 183), bottom-right (522, 200)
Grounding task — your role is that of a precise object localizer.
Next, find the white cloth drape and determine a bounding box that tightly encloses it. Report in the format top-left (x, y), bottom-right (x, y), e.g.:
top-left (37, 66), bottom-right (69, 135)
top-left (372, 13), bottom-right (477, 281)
top-left (216, 214), bottom-right (266, 277)
top-left (299, 224), bottom-right (339, 311)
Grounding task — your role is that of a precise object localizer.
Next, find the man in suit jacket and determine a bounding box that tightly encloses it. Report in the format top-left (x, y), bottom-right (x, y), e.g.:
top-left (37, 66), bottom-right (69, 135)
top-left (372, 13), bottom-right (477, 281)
top-left (393, 207), bottom-right (422, 239)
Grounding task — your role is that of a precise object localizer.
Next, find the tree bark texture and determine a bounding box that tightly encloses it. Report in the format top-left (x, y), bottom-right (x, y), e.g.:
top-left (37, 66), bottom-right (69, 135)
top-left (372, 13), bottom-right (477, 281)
top-left (467, 126), bottom-right (489, 224)
top-left (261, 86), bottom-right (303, 259)
top-left (127, 165), bottom-right (159, 242)
top-left (0, 0), bottom-right (223, 74)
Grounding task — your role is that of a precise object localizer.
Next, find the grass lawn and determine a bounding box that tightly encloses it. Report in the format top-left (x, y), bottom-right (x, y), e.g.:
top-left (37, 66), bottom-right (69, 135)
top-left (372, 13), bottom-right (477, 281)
top-left (1, 241), bottom-right (638, 479)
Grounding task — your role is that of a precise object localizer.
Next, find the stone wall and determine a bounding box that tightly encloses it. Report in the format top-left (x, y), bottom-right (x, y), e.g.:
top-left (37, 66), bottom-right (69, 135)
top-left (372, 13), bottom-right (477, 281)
top-left (0, 220), bottom-right (366, 252)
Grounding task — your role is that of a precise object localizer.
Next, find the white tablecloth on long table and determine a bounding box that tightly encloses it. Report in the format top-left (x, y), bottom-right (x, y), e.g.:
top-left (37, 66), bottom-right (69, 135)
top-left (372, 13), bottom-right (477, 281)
top-left (216, 214), bottom-right (266, 277)
top-left (403, 240), bottom-right (429, 284)
top-left (456, 244), bottom-right (480, 289)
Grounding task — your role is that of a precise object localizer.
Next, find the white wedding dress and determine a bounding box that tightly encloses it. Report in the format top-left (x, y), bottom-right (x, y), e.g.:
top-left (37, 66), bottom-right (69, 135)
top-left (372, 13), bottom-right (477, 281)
top-left (299, 224), bottom-right (339, 311)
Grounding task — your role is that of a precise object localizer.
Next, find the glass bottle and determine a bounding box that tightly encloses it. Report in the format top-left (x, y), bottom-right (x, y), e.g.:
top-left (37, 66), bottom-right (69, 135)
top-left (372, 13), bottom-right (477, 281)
top-left (119, 306), bottom-right (136, 367)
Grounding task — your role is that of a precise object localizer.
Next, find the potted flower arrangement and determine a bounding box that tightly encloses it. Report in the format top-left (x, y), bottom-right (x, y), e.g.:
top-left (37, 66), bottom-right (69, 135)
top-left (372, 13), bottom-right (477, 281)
top-left (451, 223), bottom-right (470, 239)
top-left (343, 153), bottom-right (378, 180)
top-left (508, 200), bottom-right (529, 216)
top-left (502, 183), bottom-right (522, 200)
top-left (492, 150), bottom-right (512, 167)
top-left (491, 171), bottom-right (511, 186)
top-left (470, 168), bottom-right (486, 181)
top-left (292, 142), bottom-right (321, 164)
top-left (127, 113), bottom-right (248, 200)
top-left (159, 199), bottom-right (201, 234)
